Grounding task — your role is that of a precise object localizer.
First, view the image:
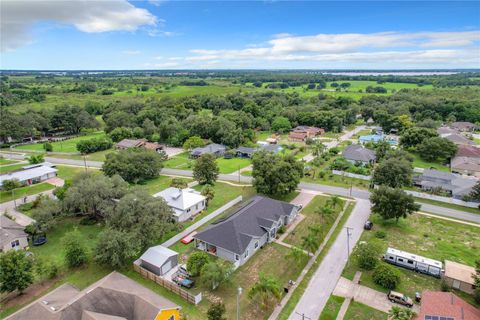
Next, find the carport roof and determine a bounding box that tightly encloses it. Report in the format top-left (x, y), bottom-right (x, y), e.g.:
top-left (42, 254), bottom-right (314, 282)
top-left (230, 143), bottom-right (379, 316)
top-left (139, 245), bottom-right (178, 268)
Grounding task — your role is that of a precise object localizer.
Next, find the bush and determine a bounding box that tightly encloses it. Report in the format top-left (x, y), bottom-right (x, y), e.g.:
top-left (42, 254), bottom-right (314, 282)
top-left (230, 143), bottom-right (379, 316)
top-left (354, 242), bottom-right (382, 270)
top-left (207, 302), bottom-right (226, 320)
top-left (76, 137), bottom-right (113, 154)
top-left (43, 142), bottom-right (53, 152)
top-left (187, 251), bottom-right (210, 276)
top-left (474, 288), bottom-right (480, 304)
top-left (278, 225), bottom-right (286, 234)
top-left (441, 280), bottom-right (450, 292)
top-left (372, 263), bottom-right (401, 289)
top-left (63, 229), bottom-right (88, 268)
top-left (374, 230), bottom-right (386, 239)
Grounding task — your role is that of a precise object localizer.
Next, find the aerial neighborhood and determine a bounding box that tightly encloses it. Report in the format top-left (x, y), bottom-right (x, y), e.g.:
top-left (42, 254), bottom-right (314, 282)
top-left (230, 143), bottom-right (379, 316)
top-left (1, 2), bottom-right (480, 320)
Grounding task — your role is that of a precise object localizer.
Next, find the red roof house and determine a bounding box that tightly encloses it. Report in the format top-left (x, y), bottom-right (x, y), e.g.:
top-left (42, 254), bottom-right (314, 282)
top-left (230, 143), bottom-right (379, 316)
top-left (415, 291), bottom-right (480, 320)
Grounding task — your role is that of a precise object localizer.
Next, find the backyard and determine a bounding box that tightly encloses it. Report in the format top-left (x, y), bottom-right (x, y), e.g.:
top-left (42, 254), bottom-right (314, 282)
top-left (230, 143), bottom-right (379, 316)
top-left (13, 131), bottom-right (108, 153)
top-left (342, 213), bottom-right (480, 302)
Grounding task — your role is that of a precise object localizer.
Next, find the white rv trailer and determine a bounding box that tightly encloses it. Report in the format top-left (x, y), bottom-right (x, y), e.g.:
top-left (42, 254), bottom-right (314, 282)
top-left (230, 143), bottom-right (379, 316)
top-left (383, 248), bottom-right (443, 278)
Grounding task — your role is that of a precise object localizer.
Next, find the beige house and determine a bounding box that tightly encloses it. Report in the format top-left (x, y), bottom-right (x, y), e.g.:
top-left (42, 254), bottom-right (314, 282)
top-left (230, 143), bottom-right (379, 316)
top-left (0, 215), bottom-right (28, 252)
top-left (443, 260), bottom-right (476, 294)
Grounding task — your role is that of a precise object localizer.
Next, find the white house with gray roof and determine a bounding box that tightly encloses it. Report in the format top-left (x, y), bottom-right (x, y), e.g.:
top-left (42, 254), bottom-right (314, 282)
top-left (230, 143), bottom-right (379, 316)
top-left (413, 169), bottom-right (478, 199)
top-left (342, 144), bottom-right (376, 165)
top-left (0, 215), bottom-right (28, 252)
top-left (0, 164), bottom-right (57, 188)
top-left (154, 187), bottom-right (206, 222)
top-left (193, 196), bottom-right (299, 268)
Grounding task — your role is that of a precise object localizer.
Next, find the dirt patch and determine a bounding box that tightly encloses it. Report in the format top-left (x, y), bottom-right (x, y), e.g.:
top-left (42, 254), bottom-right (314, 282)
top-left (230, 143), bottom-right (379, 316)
top-left (0, 277), bottom-right (60, 311)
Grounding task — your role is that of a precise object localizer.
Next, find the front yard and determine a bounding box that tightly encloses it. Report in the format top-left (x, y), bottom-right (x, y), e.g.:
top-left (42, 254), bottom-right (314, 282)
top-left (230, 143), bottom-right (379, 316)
top-left (0, 182), bottom-right (55, 203)
top-left (14, 132), bottom-right (108, 153)
top-left (342, 213), bottom-right (480, 304)
top-left (345, 301), bottom-right (387, 319)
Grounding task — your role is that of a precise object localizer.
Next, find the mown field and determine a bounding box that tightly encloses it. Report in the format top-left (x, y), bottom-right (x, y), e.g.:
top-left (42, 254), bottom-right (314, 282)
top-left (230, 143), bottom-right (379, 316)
top-left (14, 131), bottom-right (107, 153)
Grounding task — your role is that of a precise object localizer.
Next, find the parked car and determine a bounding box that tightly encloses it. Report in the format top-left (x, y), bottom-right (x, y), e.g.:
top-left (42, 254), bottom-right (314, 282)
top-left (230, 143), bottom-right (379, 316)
top-left (172, 274), bottom-right (194, 288)
top-left (387, 291), bottom-right (414, 307)
top-left (364, 220), bottom-right (373, 230)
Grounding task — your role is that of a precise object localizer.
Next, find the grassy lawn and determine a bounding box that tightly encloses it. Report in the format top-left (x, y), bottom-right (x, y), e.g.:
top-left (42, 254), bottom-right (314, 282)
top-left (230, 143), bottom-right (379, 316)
top-left (241, 170), bottom-right (252, 176)
top-left (0, 183), bottom-right (55, 203)
top-left (411, 153), bottom-right (450, 172)
top-left (14, 132), bottom-right (107, 153)
top-left (342, 213), bottom-right (480, 300)
top-left (352, 129), bottom-right (372, 139)
top-left (302, 171), bottom-right (371, 190)
top-left (55, 165), bottom-right (98, 181)
top-left (216, 157), bottom-right (251, 174)
top-left (52, 148), bottom-right (115, 162)
top-left (344, 301), bottom-right (387, 319)
top-left (138, 175), bottom-right (191, 195)
top-left (0, 163), bottom-right (26, 173)
top-left (277, 202), bottom-right (355, 320)
top-left (284, 195), bottom-right (345, 248)
top-left (319, 295), bottom-right (345, 320)
top-left (163, 152), bottom-right (193, 169)
top-left (0, 158), bottom-right (19, 165)
top-left (414, 197), bottom-right (480, 214)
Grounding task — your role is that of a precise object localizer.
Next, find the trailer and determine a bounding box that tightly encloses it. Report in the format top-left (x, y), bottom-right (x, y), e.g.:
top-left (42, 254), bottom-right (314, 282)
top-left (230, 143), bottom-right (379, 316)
top-left (383, 248), bottom-right (443, 278)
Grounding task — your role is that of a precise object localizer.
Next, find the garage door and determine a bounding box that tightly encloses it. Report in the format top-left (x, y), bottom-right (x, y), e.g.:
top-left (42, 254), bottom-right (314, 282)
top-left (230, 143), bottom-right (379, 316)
top-left (161, 260), bottom-right (172, 275)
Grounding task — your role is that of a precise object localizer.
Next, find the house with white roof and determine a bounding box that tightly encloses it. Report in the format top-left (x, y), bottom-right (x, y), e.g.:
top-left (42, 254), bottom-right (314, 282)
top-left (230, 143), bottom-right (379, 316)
top-left (0, 164), bottom-right (57, 188)
top-left (153, 187), bottom-right (206, 222)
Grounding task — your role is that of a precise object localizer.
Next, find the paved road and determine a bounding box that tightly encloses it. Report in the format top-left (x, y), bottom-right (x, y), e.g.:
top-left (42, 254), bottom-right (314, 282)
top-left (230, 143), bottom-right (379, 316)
top-left (3, 152), bottom-right (478, 224)
top-left (289, 199), bottom-right (372, 320)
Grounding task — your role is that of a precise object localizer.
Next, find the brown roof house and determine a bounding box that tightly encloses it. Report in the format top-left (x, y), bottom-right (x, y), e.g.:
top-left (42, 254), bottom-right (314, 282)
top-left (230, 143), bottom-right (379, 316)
top-left (0, 215), bottom-right (28, 252)
top-left (289, 126), bottom-right (324, 142)
top-left (450, 121), bottom-right (478, 132)
top-left (443, 260), bottom-right (477, 294)
top-left (451, 145), bottom-right (480, 177)
top-left (6, 271), bottom-right (181, 320)
top-left (115, 139), bottom-right (164, 153)
top-left (415, 291), bottom-right (480, 320)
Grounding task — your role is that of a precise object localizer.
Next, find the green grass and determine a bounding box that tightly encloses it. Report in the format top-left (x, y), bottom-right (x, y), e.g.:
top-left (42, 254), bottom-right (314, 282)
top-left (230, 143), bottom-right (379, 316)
top-left (55, 165), bottom-right (97, 181)
top-left (414, 197), bottom-right (480, 214)
top-left (344, 301), bottom-right (387, 320)
top-left (163, 152), bottom-right (193, 169)
top-left (319, 295), bottom-right (345, 320)
top-left (342, 213), bottom-right (480, 300)
top-left (303, 172), bottom-right (371, 190)
top-left (0, 158), bottom-right (19, 165)
top-left (137, 175), bottom-right (189, 195)
top-left (216, 157), bottom-right (251, 174)
top-left (14, 132), bottom-right (107, 153)
top-left (51, 148), bottom-right (115, 162)
top-left (284, 195), bottom-right (345, 248)
top-left (411, 153), bottom-right (450, 172)
top-left (277, 202), bottom-right (355, 320)
top-left (0, 163), bottom-right (26, 173)
top-left (0, 183), bottom-right (55, 203)
top-left (241, 170), bottom-right (252, 176)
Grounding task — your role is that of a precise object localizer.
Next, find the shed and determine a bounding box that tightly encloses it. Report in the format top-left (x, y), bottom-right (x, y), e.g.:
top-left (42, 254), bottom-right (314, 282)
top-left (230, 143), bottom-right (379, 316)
top-left (139, 245), bottom-right (178, 276)
top-left (443, 260), bottom-right (476, 294)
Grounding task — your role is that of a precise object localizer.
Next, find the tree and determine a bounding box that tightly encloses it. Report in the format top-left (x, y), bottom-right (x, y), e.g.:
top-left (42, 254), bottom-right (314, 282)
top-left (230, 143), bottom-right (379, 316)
top-left (31, 198), bottom-right (62, 232)
top-left (207, 303), bottom-right (227, 320)
top-left (252, 151), bottom-right (303, 196)
top-left (27, 154), bottom-right (44, 164)
top-left (287, 246), bottom-right (308, 267)
top-left (0, 250), bottom-right (34, 293)
top-left (389, 306), bottom-right (416, 320)
top-left (94, 228), bottom-right (138, 268)
top-left (417, 137), bottom-right (457, 162)
top-left (193, 154), bottom-right (219, 185)
top-left (468, 181), bottom-right (480, 203)
top-left (170, 178), bottom-right (188, 189)
top-left (103, 148), bottom-right (164, 183)
top-left (43, 142), bottom-right (53, 152)
top-left (64, 173), bottom-right (128, 219)
top-left (316, 205), bottom-right (334, 220)
top-left (374, 140), bottom-right (391, 161)
top-left (400, 127), bottom-right (437, 149)
top-left (372, 158), bottom-right (413, 188)
top-left (2, 178), bottom-right (21, 191)
top-left (370, 187), bottom-right (420, 222)
top-left (104, 190), bottom-right (175, 250)
top-left (76, 137), bottom-right (113, 154)
top-left (271, 116), bottom-right (292, 133)
top-left (200, 261), bottom-right (233, 290)
top-left (372, 263), bottom-right (401, 289)
top-left (187, 251), bottom-right (210, 276)
top-left (248, 273), bottom-right (282, 311)
top-left (327, 195), bottom-right (342, 209)
top-left (198, 184), bottom-right (214, 204)
top-left (63, 229), bottom-right (88, 268)
top-left (108, 127), bottom-right (133, 142)
top-left (353, 242), bottom-right (382, 270)
top-left (183, 136), bottom-right (205, 150)
top-left (473, 260), bottom-right (480, 304)
top-left (302, 233), bottom-right (318, 255)
top-left (312, 141), bottom-right (326, 156)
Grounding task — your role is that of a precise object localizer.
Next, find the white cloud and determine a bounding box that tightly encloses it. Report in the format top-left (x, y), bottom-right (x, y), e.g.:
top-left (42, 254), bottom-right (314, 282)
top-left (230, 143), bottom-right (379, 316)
top-left (122, 50), bottom-right (141, 55)
top-left (1, 0), bottom-right (157, 51)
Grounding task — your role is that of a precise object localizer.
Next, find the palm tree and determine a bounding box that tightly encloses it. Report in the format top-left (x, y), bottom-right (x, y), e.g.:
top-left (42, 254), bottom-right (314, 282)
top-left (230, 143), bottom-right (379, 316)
top-left (248, 273), bottom-right (282, 311)
top-left (312, 141), bottom-right (326, 157)
top-left (201, 184), bottom-right (215, 207)
top-left (316, 205), bottom-right (334, 221)
top-left (287, 246), bottom-right (308, 267)
top-left (302, 234), bottom-right (319, 255)
top-left (328, 195), bottom-right (342, 209)
top-left (308, 224), bottom-right (322, 237)
top-left (388, 306), bottom-right (415, 320)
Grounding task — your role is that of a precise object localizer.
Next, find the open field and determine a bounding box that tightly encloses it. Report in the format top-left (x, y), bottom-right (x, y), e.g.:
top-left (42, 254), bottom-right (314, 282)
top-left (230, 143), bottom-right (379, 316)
top-left (344, 301), bottom-right (387, 319)
top-left (14, 132), bottom-right (107, 153)
top-left (319, 295), bottom-right (345, 320)
top-left (342, 213), bottom-right (480, 302)
top-left (284, 195), bottom-right (345, 248)
top-left (0, 182), bottom-right (55, 203)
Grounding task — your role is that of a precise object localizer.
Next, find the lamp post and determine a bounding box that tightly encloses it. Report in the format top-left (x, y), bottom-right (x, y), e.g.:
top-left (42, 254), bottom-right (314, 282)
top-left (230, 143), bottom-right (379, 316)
top-left (236, 287), bottom-right (242, 320)
top-left (345, 226), bottom-right (353, 259)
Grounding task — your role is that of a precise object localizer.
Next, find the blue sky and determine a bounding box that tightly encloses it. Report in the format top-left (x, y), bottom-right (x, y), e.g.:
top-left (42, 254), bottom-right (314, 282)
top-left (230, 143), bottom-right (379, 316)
top-left (1, 1), bottom-right (479, 69)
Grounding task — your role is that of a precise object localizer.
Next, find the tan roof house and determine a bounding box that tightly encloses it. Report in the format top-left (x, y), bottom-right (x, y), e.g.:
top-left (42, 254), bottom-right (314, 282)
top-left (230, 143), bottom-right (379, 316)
top-left (443, 260), bottom-right (477, 294)
top-left (0, 215), bottom-right (28, 253)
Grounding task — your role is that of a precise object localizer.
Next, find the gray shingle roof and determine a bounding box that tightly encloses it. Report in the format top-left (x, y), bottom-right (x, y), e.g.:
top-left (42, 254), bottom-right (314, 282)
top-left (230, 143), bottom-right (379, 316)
top-left (0, 215), bottom-right (27, 247)
top-left (413, 169), bottom-right (477, 197)
top-left (193, 196), bottom-right (296, 255)
top-left (342, 144), bottom-right (376, 162)
top-left (444, 133), bottom-right (475, 146)
top-left (191, 143), bottom-right (226, 156)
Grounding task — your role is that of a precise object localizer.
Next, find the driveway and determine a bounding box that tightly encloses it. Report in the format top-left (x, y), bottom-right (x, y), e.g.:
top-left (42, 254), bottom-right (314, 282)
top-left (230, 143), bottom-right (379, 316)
top-left (333, 277), bottom-right (420, 314)
top-left (288, 199), bottom-right (372, 320)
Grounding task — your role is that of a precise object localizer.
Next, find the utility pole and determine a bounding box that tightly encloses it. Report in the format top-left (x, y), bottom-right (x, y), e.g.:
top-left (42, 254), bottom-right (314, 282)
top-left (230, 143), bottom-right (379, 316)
top-left (236, 287), bottom-right (242, 320)
top-left (83, 154), bottom-right (88, 172)
top-left (345, 227), bottom-right (353, 258)
top-left (294, 311), bottom-right (311, 320)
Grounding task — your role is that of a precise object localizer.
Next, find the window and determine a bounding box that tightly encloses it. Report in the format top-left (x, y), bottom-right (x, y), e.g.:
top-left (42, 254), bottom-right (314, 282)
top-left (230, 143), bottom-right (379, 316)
top-left (407, 260), bottom-right (414, 264)
top-left (11, 240), bottom-right (20, 248)
top-left (187, 208), bottom-right (191, 213)
top-left (244, 250), bottom-right (249, 258)
top-left (389, 256), bottom-right (394, 260)
top-left (254, 242), bottom-right (259, 249)
top-left (235, 254), bottom-right (239, 261)
top-left (398, 258), bottom-right (404, 262)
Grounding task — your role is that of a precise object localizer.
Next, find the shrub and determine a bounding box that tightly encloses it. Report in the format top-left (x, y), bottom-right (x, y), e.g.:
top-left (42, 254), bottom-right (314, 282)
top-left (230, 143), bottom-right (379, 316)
top-left (207, 302), bottom-right (226, 320)
top-left (278, 225), bottom-right (286, 234)
top-left (63, 229), bottom-right (88, 268)
top-left (187, 251), bottom-right (210, 276)
top-left (43, 142), bottom-right (53, 152)
top-left (374, 230), bottom-right (386, 239)
top-left (441, 280), bottom-right (450, 292)
top-left (372, 263), bottom-right (401, 289)
top-left (76, 137), bottom-right (113, 154)
top-left (354, 242), bottom-right (382, 270)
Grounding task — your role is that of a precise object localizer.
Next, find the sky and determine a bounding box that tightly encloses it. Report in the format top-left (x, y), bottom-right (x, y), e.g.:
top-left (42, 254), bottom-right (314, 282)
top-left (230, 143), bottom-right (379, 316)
top-left (1, 0), bottom-right (479, 70)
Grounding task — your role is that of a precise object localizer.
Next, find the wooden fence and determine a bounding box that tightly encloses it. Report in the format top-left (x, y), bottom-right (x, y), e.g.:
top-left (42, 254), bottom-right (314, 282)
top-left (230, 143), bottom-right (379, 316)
top-left (133, 262), bottom-right (202, 305)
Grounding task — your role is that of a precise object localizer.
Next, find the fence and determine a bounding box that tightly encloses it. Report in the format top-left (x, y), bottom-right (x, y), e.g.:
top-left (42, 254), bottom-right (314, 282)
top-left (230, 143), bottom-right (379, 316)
top-left (332, 170), bottom-right (372, 181)
top-left (133, 262), bottom-right (202, 304)
top-left (405, 190), bottom-right (479, 208)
